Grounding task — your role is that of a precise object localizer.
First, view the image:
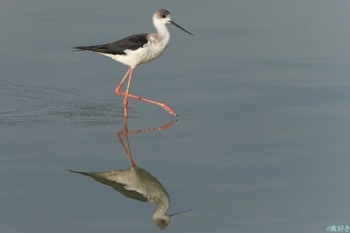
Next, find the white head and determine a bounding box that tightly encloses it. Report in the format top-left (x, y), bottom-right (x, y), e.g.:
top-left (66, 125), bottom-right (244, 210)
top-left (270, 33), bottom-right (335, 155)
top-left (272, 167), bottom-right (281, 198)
top-left (152, 9), bottom-right (193, 35)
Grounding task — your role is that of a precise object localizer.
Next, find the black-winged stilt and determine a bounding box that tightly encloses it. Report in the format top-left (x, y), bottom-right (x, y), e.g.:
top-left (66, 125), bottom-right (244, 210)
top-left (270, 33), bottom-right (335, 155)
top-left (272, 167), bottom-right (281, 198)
top-left (74, 9), bottom-right (192, 117)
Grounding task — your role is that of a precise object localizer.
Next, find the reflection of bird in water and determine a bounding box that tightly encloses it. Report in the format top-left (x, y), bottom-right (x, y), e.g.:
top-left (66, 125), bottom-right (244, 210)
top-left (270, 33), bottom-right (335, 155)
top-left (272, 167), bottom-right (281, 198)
top-left (69, 119), bottom-right (190, 229)
top-left (69, 166), bottom-right (172, 229)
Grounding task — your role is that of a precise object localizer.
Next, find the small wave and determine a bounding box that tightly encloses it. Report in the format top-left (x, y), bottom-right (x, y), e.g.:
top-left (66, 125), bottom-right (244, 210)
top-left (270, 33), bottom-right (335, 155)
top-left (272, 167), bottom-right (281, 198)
top-left (0, 82), bottom-right (132, 127)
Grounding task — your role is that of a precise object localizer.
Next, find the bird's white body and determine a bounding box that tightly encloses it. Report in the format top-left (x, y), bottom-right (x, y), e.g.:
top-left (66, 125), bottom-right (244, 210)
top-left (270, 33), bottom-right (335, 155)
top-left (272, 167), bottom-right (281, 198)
top-left (98, 14), bottom-right (171, 68)
top-left (100, 34), bottom-right (169, 68)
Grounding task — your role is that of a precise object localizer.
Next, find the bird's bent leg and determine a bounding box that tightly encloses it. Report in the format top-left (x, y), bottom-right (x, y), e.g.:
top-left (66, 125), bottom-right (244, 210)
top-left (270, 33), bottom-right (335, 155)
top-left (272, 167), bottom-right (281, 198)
top-left (123, 68), bottom-right (134, 117)
top-left (115, 68), bottom-right (131, 96)
top-left (117, 91), bottom-right (178, 116)
top-left (115, 67), bottom-right (132, 117)
top-left (115, 68), bottom-right (177, 116)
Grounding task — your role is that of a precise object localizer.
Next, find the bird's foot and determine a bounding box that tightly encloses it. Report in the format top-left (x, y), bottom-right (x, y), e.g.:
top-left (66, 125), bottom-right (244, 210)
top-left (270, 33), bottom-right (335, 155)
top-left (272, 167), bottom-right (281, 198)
top-left (160, 103), bottom-right (178, 117)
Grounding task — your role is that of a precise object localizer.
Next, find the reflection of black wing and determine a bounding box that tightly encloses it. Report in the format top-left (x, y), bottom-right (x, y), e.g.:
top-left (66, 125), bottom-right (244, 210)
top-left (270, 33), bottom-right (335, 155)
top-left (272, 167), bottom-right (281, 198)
top-left (74, 33), bottom-right (149, 55)
top-left (69, 170), bottom-right (148, 202)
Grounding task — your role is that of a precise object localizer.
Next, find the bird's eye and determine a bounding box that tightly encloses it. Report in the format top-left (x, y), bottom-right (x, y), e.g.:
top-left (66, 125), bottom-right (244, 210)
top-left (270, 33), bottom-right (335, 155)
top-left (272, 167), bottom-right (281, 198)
top-left (161, 14), bottom-right (166, 18)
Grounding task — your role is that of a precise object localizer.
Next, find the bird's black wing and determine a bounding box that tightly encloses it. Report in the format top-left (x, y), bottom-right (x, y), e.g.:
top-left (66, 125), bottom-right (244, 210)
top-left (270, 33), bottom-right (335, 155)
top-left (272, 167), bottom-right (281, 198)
top-left (74, 33), bottom-right (149, 55)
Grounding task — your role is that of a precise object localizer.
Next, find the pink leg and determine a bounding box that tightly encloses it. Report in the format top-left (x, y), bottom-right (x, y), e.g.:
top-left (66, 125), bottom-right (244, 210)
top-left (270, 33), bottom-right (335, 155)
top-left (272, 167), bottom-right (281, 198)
top-left (115, 68), bottom-right (177, 116)
top-left (123, 68), bottom-right (134, 117)
top-left (115, 68), bottom-right (131, 94)
top-left (115, 68), bottom-right (132, 117)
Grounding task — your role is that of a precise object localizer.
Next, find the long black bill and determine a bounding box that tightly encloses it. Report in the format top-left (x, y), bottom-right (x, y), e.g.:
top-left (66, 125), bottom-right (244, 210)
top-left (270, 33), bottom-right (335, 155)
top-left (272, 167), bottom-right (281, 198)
top-left (170, 21), bottom-right (193, 35)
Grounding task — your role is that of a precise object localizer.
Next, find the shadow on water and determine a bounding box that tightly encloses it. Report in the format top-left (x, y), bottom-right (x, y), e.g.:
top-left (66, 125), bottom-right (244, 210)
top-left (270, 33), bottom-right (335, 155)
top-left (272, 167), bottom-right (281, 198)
top-left (69, 118), bottom-right (191, 230)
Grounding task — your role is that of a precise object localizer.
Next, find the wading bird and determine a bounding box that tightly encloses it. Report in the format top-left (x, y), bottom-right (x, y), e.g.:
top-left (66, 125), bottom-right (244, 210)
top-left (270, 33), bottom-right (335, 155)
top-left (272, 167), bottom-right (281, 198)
top-left (74, 9), bottom-right (192, 117)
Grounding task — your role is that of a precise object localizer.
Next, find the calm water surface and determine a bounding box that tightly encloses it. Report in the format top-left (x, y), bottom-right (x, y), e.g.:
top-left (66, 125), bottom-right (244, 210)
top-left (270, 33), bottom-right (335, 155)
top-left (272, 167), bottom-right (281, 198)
top-left (1, 1), bottom-right (350, 233)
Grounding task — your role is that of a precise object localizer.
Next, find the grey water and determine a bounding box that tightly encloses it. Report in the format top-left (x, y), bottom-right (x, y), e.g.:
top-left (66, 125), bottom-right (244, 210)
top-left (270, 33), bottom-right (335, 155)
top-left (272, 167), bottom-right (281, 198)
top-left (1, 1), bottom-right (350, 233)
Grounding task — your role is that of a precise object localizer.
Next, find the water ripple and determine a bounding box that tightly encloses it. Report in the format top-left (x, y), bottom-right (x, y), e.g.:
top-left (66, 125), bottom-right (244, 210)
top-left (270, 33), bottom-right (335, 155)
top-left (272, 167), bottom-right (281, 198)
top-left (0, 82), bottom-right (127, 127)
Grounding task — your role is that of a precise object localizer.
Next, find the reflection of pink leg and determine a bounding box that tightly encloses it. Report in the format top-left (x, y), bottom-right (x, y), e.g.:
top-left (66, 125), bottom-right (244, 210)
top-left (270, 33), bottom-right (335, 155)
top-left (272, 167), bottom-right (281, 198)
top-left (122, 129), bottom-right (135, 168)
top-left (115, 68), bottom-right (177, 117)
top-left (132, 119), bottom-right (177, 134)
top-left (116, 117), bottom-right (177, 168)
top-left (116, 120), bottom-right (135, 168)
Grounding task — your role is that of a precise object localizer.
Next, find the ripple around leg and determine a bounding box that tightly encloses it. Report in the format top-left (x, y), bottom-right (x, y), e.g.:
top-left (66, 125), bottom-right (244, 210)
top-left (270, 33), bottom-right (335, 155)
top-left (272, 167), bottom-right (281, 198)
top-left (0, 81), bottom-right (141, 127)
